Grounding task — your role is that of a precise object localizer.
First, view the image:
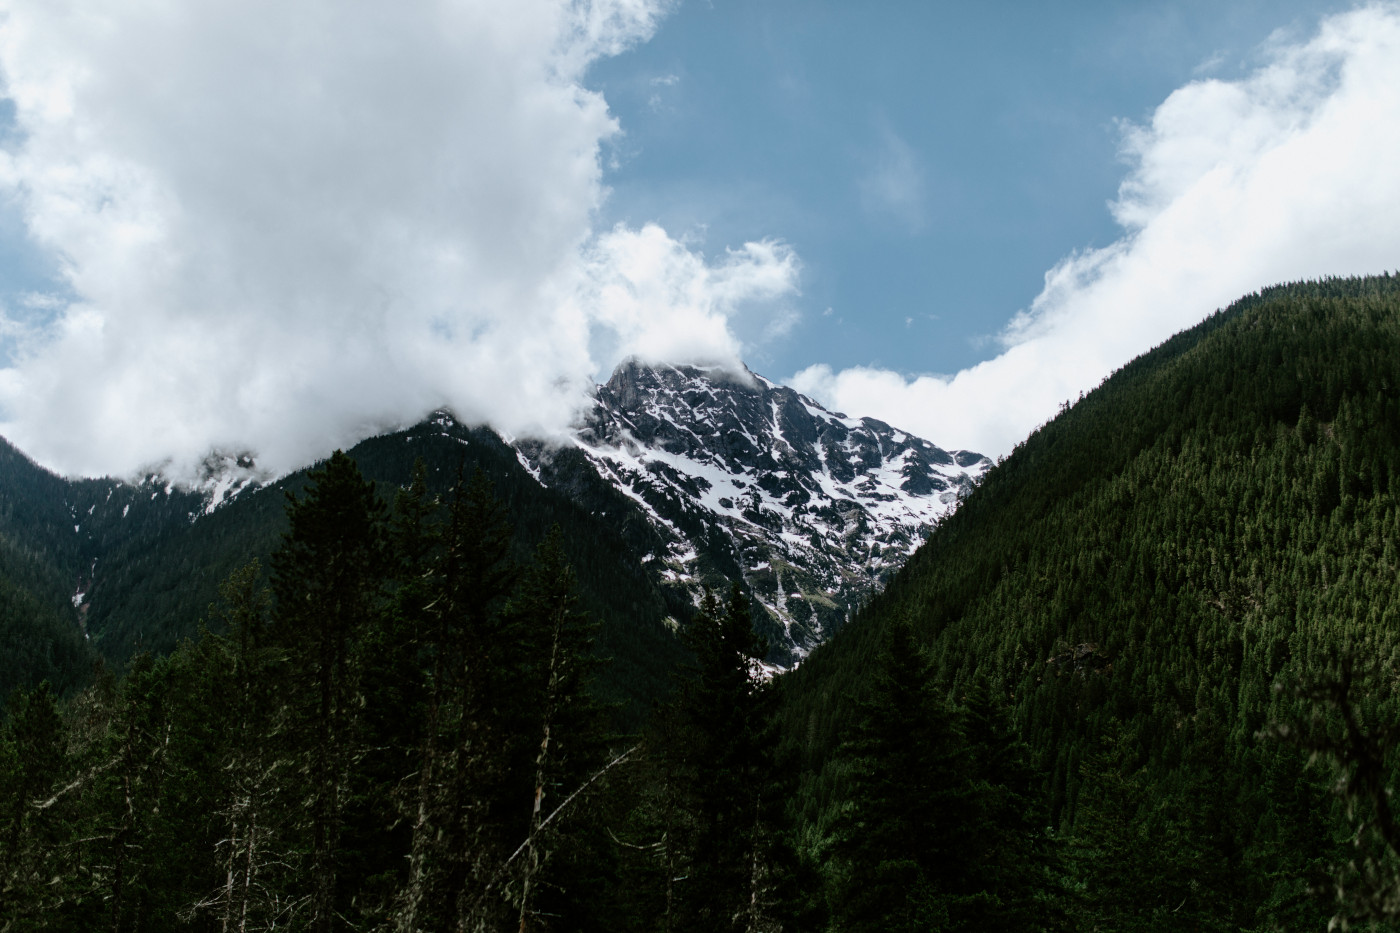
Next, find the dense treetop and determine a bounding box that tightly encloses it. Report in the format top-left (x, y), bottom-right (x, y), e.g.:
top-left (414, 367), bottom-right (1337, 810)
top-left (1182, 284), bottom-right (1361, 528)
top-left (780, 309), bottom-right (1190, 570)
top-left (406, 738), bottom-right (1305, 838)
top-left (779, 273), bottom-right (1400, 929)
top-left (6, 274), bottom-right (1400, 928)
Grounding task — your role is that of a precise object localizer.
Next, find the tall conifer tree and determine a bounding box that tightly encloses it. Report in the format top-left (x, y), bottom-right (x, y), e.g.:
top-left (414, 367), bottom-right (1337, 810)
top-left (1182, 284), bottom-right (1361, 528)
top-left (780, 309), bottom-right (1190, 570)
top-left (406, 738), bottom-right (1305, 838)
top-left (272, 450), bottom-right (387, 933)
top-left (829, 616), bottom-right (968, 933)
top-left (507, 527), bottom-right (613, 931)
top-left (0, 681), bottom-right (68, 926)
top-left (666, 584), bottom-right (788, 932)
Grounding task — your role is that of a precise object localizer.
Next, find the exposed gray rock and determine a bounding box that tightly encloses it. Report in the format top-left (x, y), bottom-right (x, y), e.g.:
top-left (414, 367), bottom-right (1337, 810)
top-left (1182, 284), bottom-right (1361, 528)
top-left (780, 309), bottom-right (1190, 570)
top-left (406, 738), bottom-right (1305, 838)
top-left (518, 359), bottom-right (992, 666)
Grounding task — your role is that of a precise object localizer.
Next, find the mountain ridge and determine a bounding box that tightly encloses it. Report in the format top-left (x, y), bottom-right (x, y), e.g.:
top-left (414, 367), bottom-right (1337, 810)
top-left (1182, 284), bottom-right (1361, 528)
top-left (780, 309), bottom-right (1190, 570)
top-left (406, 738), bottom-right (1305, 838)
top-left (0, 418), bottom-right (690, 719)
top-left (775, 273), bottom-right (1400, 928)
top-left (0, 358), bottom-right (986, 688)
top-left (518, 358), bottom-right (990, 663)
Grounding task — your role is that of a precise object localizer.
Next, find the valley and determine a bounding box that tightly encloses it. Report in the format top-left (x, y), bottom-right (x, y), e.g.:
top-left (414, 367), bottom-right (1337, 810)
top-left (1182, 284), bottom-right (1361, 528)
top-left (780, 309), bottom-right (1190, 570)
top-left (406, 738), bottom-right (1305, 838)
top-left (3, 275), bottom-right (1400, 930)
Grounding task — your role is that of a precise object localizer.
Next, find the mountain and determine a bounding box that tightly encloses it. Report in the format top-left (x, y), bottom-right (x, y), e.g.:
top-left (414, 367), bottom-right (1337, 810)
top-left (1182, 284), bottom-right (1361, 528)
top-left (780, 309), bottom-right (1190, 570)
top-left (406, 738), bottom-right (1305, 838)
top-left (0, 361), bottom-right (990, 930)
top-left (519, 360), bottom-right (990, 664)
top-left (10, 276), bottom-right (1400, 929)
top-left (776, 274), bottom-right (1400, 929)
top-left (0, 358), bottom-right (982, 699)
top-left (0, 419), bottom-right (689, 721)
top-left (0, 435), bottom-right (208, 695)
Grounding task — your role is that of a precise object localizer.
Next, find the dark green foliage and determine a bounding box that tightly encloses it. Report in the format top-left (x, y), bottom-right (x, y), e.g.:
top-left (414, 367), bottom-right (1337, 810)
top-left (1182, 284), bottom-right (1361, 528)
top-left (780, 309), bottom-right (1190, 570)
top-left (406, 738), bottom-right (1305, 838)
top-left (827, 616), bottom-right (968, 932)
top-left (781, 273), bottom-right (1400, 929)
top-left (1268, 656), bottom-right (1400, 929)
top-left (179, 559), bottom-right (304, 931)
top-left (507, 528), bottom-right (619, 931)
top-left (958, 675), bottom-right (1063, 928)
top-left (0, 459), bottom-right (640, 930)
top-left (0, 419), bottom-right (687, 727)
top-left (0, 680), bottom-right (68, 923)
top-left (1062, 722), bottom-right (1225, 931)
top-left (9, 275), bottom-right (1400, 928)
top-left (0, 438), bottom-right (100, 698)
top-left (637, 584), bottom-right (801, 933)
top-left (677, 586), bottom-right (770, 929)
top-left (0, 574), bottom-right (91, 702)
top-left (827, 619), bottom-right (1059, 932)
top-left (271, 451), bottom-right (389, 931)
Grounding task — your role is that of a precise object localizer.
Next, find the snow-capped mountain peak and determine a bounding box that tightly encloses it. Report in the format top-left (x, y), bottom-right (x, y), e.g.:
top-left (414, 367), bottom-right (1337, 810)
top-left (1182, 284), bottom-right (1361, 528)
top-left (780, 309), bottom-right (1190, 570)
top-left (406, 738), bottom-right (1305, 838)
top-left (520, 359), bottom-right (991, 665)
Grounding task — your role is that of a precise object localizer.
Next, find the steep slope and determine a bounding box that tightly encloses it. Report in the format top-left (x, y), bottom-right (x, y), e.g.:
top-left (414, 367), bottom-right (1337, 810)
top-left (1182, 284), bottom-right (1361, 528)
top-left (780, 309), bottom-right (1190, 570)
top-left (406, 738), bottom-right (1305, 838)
top-left (0, 419), bottom-right (688, 719)
top-left (778, 274), bottom-right (1400, 925)
top-left (520, 360), bottom-right (989, 664)
top-left (0, 437), bottom-right (207, 696)
top-left (1, 359), bottom-right (982, 696)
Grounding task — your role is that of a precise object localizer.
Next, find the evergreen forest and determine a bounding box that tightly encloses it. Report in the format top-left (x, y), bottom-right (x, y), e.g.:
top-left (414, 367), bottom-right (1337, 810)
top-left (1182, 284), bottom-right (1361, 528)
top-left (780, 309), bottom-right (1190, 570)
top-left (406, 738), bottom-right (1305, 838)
top-left (5, 275), bottom-right (1400, 930)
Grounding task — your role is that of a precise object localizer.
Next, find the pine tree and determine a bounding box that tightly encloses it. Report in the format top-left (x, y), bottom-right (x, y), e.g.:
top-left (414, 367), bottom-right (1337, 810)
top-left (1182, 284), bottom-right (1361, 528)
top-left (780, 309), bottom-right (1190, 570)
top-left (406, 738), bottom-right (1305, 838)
top-left (271, 450), bottom-right (388, 933)
top-left (1065, 723), bottom-right (1158, 932)
top-left (664, 584), bottom-right (787, 933)
top-left (183, 560), bottom-right (302, 931)
top-left (956, 675), bottom-right (1066, 930)
top-left (0, 681), bottom-right (69, 926)
top-left (1268, 656), bottom-right (1400, 928)
top-left (828, 615), bottom-right (969, 933)
top-left (492, 527), bottom-right (621, 931)
top-left (79, 652), bottom-right (183, 931)
top-left (387, 469), bottom-right (522, 932)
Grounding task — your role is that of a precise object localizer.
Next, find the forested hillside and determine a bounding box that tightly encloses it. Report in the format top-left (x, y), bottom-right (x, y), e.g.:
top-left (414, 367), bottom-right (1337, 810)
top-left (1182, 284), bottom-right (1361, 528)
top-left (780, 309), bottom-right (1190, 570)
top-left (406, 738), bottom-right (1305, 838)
top-left (0, 437), bottom-right (162, 697)
top-left (0, 416), bottom-right (688, 719)
top-left (7, 275), bottom-right (1400, 930)
top-left (0, 451), bottom-right (801, 931)
top-left (779, 273), bottom-right (1400, 929)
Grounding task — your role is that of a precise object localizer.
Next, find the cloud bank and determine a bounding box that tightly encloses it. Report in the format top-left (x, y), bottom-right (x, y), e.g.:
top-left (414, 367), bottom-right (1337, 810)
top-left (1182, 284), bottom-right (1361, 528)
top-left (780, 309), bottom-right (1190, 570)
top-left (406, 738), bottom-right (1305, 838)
top-left (794, 4), bottom-right (1400, 458)
top-left (0, 0), bottom-right (798, 479)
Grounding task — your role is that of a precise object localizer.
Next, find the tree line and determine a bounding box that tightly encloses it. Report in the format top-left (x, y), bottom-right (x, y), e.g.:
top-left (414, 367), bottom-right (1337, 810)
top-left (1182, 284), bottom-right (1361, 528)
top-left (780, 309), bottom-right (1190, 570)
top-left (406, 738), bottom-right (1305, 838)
top-left (779, 274), bottom-right (1400, 930)
top-left (0, 453), bottom-right (786, 930)
top-left (12, 275), bottom-right (1400, 929)
top-left (0, 451), bottom-right (1113, 931)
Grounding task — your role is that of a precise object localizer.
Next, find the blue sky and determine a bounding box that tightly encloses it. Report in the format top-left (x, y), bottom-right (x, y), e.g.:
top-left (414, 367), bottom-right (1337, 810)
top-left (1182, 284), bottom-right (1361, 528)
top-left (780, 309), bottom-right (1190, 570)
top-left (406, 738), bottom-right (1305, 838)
top-left (587, 0), bottom-right (1348, 378)
top-left (0, 0), bottom-right (1396, 478)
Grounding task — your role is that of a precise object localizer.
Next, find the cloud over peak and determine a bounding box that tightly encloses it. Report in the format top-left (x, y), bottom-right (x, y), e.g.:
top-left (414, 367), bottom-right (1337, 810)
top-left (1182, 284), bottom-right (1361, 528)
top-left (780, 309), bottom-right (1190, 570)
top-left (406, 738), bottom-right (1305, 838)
top-left (0, 0), bottom-right (796, 480)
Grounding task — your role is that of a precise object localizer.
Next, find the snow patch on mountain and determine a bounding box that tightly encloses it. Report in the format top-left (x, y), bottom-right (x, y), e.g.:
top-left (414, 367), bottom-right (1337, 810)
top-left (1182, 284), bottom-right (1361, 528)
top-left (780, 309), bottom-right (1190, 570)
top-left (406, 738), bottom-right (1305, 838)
top-left (517, 359), bottom-right (991, 665)
top-left (194, 450), bottom-right (268, 513)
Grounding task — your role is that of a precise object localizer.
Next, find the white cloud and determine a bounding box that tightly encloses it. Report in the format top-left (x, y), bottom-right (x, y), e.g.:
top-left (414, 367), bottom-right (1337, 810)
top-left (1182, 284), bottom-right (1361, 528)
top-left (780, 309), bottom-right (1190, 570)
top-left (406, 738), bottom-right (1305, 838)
top-left (580, 222), bottom-right (798, 369)
top-left (0, 0), bottom-right (795, 480)
top-left (794, 3), bottom-right (1400, 458)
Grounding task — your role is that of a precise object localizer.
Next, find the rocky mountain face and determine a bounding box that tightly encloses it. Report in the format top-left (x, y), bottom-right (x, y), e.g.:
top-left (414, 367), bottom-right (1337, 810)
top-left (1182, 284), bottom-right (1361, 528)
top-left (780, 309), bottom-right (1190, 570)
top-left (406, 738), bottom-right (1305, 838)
top-left (0, 359), bottom-right (987, 686)
top-left (1, 418), bottom-right (694, 718)
top-left (518, 360), bottom-right (990, 665)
